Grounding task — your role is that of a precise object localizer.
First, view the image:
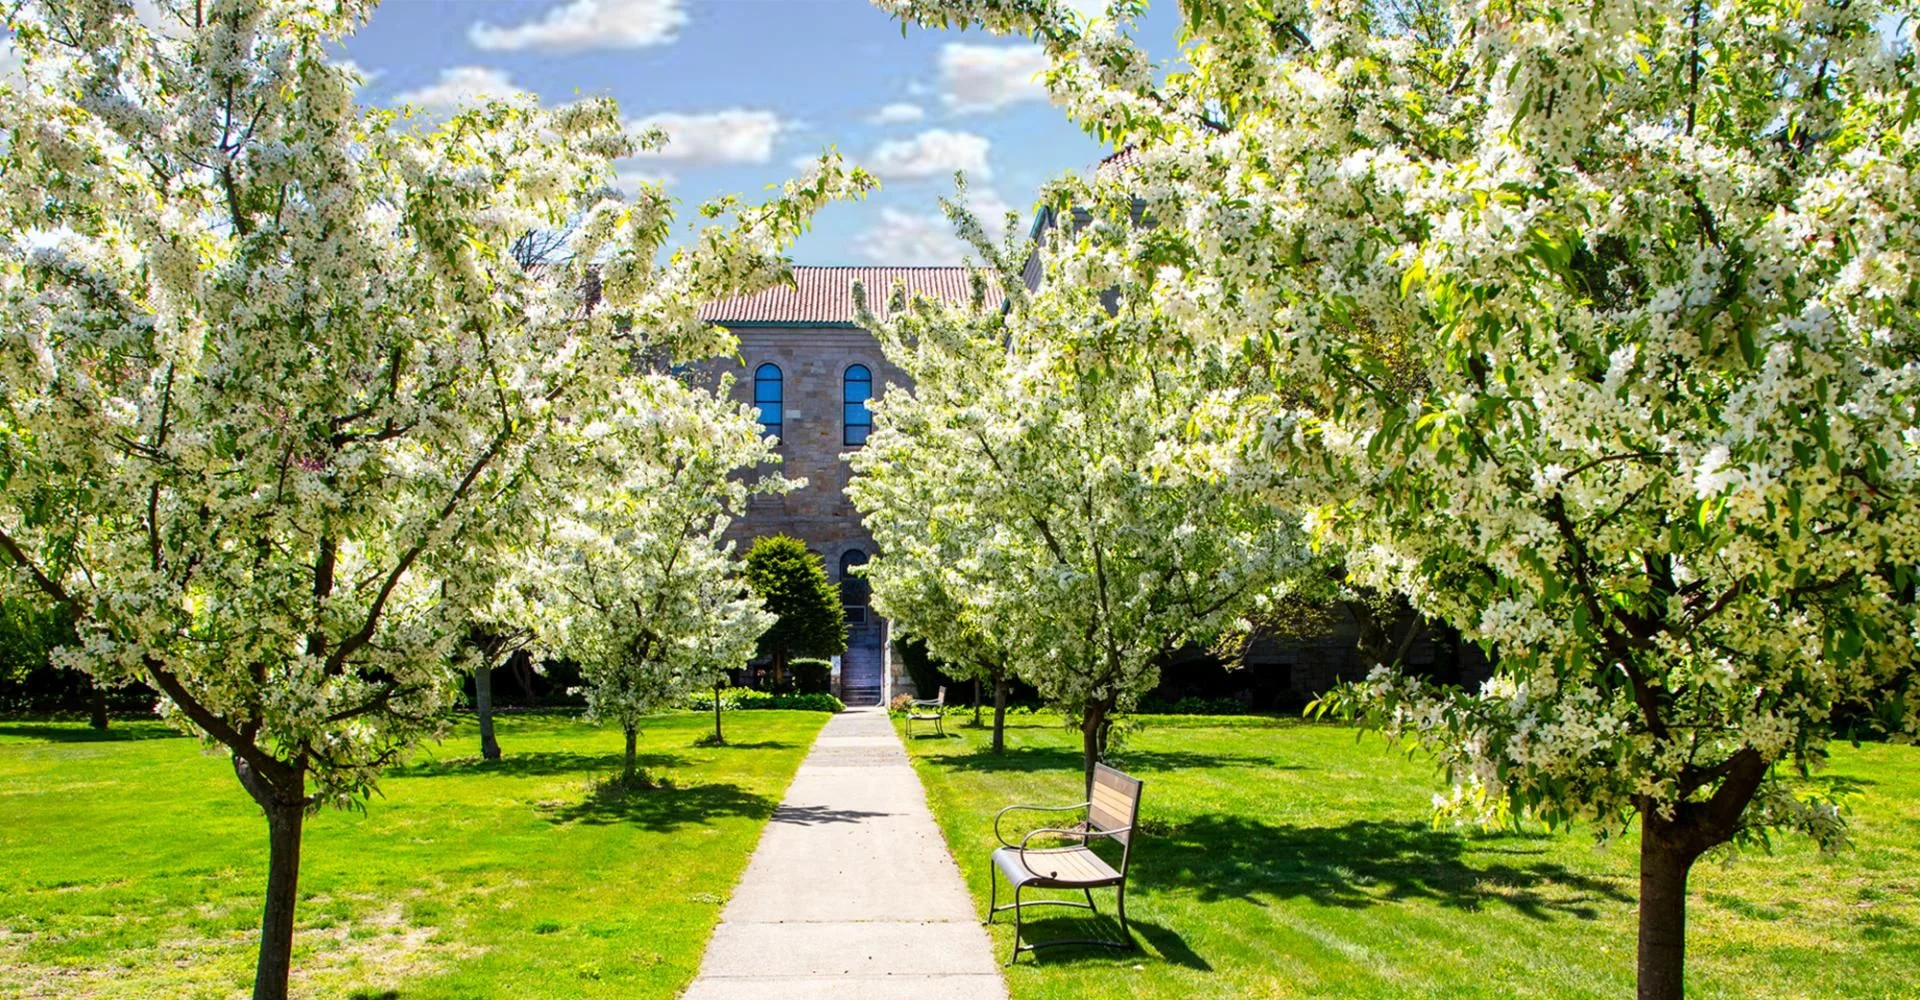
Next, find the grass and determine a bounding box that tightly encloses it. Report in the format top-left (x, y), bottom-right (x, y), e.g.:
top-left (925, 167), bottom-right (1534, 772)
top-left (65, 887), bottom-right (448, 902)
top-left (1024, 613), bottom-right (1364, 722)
top-left (0, 710), bottom-right (828, 998)
top-left (899, 711), bottom-right (1920, 1000)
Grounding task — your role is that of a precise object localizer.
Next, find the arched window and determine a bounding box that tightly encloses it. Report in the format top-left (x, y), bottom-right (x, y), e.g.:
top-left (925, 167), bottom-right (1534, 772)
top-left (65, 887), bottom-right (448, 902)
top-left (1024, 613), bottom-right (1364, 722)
top-left (839, 549), bottom-right (870, 606)
top-left (843, 364), bottom-right (873, 446)
top-left (753, 363), bottom-right (783, 440)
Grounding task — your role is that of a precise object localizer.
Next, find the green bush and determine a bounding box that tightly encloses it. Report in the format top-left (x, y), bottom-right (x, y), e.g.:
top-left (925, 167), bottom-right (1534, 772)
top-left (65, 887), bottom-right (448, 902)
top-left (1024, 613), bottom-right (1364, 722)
top-left (789, 658), bottom-right (832, 695)
top-left (681, 688), bottom-right (843, 713)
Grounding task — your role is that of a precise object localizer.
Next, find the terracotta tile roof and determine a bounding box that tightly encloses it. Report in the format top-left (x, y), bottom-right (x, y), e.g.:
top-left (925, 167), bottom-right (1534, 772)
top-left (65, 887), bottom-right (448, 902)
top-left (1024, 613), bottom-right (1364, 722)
top-left (699, 266), bottom-right (1004, 326)
top-left (1096, 146), bottom-right (1143, 177)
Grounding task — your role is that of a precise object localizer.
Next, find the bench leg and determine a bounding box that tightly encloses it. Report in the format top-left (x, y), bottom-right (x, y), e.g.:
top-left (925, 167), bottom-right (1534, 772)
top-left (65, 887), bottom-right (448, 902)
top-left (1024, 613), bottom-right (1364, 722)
top-left (1008, 884), bottom-right (1026, 965)
top-left (1083, 886), bottom-right (1098, 915)
top-left (985, 864), bottom-right (998, 925)
top-left (1117, 881), bottom-right (1130, 942)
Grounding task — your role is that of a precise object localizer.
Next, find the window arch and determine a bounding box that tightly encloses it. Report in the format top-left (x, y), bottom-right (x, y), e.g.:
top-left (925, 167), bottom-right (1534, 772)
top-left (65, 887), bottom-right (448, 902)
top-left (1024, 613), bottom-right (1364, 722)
top-left (843, 364), bottom-right (873, 446)
top-left (839, 549), bottom-right (870, 606)
top-left (753, 363), bottom-right (783, 440)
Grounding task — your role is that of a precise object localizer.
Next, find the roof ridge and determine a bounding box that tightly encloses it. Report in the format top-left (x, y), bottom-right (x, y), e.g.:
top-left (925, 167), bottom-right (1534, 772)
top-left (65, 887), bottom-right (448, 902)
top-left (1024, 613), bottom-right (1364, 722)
top-left (785, 264), bottom-right (975, 271)
top-left (699, 262), bottom-right (1003, 325)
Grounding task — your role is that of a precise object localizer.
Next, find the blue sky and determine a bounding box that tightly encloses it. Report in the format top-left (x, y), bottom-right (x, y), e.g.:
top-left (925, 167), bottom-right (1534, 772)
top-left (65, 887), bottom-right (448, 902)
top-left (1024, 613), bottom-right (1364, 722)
top-left (342, 0), bottom-right (1180, 265)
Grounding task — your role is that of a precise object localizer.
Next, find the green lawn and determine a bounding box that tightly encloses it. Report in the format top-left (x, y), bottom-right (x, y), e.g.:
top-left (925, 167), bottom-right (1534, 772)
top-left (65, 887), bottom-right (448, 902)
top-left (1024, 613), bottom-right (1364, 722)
top-left (0, 710), bottom-right (827, 999)
top-left (900, 711), bottom-right (1920, 1000)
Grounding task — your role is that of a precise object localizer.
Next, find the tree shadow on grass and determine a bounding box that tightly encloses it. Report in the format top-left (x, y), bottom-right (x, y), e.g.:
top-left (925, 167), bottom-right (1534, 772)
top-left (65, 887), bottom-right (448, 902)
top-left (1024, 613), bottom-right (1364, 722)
top-left (539, 780), bottom-right (777, 832)
top-left (389, 750), bottom-right (688, 779)
top-left (700, 740), bottom-right (797, 750)
top-left (1134, 815), bottom-right (1630, 920)
top-left (925, 745), bottom-right (1298, 774)
top-left (0, 721), bottom-right (183, 743)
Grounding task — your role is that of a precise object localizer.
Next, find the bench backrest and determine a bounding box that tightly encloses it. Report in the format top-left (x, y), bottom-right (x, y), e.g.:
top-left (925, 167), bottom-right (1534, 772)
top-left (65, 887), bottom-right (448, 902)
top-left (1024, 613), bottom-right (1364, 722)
top-left (1089, 763), bottom-right (1143, 848)
top-left (934, 686), bottom-right (945, 706)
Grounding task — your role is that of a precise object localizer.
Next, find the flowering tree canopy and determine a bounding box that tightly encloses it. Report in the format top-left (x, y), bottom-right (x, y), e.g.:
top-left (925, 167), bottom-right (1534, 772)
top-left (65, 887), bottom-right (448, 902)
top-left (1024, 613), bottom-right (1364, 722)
top-left (878, 1), bottom-right (1919, 996)
top-left (849, 197), bottom-right (1310, 787)
top-left (540, 374), bottom-right (782, 780)
top-left (851, 301), bottom-right (1022, 750)
top-left (0, 1), bottom-right (867, 995)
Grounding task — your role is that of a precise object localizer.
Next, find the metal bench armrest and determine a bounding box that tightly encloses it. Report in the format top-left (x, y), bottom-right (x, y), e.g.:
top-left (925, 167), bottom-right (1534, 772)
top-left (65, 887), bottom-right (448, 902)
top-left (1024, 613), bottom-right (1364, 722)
top-left (994, 801), bottom-right (1089, 848)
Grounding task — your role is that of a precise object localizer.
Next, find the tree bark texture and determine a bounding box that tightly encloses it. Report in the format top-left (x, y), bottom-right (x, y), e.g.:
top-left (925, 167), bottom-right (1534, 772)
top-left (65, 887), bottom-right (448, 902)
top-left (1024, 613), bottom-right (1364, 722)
top-left (1631, 750), bottom-right (1768, 1000)
top-left (235, 758), bottom-right (306, 1000)
top-left (88, 687), bottom-right (109, 731)
top-left (1079, 700), bottom-right (1109, 797)
top-left (623, 726), bottom-right (639, 782)
top-left (1637, 820), bottom-right (1696, 1000)
top-left (713, 683), bottom-right (725, 744)
top-left (475, 660), bottom-right (501, 760)
top-left (991, 671), bottom-right (1009, 754)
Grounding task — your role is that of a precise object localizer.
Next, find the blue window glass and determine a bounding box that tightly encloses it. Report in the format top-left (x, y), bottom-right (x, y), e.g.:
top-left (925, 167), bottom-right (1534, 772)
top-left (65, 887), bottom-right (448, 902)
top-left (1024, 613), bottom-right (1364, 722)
top-left (839, 549), bottom-right (870, 606)
top-left (754, 364), bottom-right (782, 440)
top-left (843, 364), bottom-right (872, 447)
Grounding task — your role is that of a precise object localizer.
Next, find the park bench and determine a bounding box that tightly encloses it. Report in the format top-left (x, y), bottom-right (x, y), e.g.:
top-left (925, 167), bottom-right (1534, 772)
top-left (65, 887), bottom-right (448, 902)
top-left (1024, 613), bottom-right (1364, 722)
top-left (905, 686), bottom-right (947, 737)
top-left (985, 763), bottom-right (1143, 964)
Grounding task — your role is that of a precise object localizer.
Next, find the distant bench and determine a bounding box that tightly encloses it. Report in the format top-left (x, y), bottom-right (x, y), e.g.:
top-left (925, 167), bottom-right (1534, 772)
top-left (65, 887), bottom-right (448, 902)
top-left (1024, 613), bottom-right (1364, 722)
top-left (906, 685), bottom-right (946, 738)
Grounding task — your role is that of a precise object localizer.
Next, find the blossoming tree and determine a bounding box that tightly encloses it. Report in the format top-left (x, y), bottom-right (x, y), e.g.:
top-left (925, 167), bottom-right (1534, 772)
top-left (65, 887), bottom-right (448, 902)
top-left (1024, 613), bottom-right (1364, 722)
top-left (849, 198), bottom-right (1309, 789)
top-left (854, 412), bottom-right (1022, 750)
top-left (0, 2), bottom-right (866, 996)
top-left (541, 374), bottom-right (782, 782)
top-left (878, 1), bottom-right (1919, 996)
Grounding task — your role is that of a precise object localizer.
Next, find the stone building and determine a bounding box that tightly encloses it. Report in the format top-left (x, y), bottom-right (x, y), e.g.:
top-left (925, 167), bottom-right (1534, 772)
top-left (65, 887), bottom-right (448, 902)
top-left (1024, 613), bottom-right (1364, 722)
top-left (694, 267), bottom-right (1004, 706)
top-left (682, 158), bottom-right (1488, 709)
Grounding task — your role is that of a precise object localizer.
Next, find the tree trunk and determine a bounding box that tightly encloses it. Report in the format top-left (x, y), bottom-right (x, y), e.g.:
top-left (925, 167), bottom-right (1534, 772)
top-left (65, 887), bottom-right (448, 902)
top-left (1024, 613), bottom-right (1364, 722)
top-left (88, 687), bottom-right (109, 731)
top-left (1637, 821), bottom-right (1698, 1000)
top-left (622, 726), bottom-right (638, 783)
top-left (514, 657), bottom-right (537, 706)
top-left (235, 757), bottom-right (307, 1000)
top-left (972, 678), bottom-right (983, 727)
top-left (1079, 700), bottom-right (1107, 797)
top-left (713, 682), bottom-right (725, 744)
top-left (991, 671), bottom-right (1008, 754)
top-left (772, 645), bottom-right (787, 689)
top-left (475, 660), bottom-right (501, 761)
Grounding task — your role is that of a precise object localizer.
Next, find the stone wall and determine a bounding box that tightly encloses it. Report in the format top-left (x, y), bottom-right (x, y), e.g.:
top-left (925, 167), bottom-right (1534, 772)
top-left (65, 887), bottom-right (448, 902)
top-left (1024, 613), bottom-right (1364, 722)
top-left (690, 323), bottom-right (906, 702)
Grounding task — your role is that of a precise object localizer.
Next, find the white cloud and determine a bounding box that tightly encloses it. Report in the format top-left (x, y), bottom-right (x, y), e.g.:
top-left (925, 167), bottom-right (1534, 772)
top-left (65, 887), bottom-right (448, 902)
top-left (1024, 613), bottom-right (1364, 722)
top-left (391, 66), bottom-right (525, 115)
top-left (853, 188), bottom-right (1017, 265)
top-left (613, 167), bottom-right (675, 197)
top-left (470, 0), bottom-right (686, 52)
top-left (863, 129), bottom-right (991, 182)
top-left (628, 109), bottom-right (786, 165)
top-left (866, 102), bottom-right (926, 126)
top-left (938, 43), bottom-right (1048, 114)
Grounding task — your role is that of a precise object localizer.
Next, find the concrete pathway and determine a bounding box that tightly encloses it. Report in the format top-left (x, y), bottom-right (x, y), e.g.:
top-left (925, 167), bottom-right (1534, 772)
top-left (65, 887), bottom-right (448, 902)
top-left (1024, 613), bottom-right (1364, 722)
top-left (681, 707), bottom-right (1008, 1000)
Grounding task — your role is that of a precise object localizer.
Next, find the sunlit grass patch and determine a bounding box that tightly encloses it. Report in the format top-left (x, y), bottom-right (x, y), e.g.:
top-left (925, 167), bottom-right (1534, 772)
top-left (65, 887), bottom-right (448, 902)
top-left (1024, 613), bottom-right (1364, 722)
top-left (0, 711), bottom-right (826, 998)
top-left (901, 712), bottom-right (1920, 1000)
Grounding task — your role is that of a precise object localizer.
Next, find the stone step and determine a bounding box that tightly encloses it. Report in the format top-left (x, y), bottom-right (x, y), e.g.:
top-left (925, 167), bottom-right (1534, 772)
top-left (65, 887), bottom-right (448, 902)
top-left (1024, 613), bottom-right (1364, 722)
top-left (841, 685), bottom-right (883, 707)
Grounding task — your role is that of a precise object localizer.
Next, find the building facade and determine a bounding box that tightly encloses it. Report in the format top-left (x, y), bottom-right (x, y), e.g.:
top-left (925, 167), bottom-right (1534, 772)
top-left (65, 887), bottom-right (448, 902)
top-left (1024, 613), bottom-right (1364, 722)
top-left (686, 174), bottom-right (1486, 709)
top-left (694, 267), bottom-right (1003, 705)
